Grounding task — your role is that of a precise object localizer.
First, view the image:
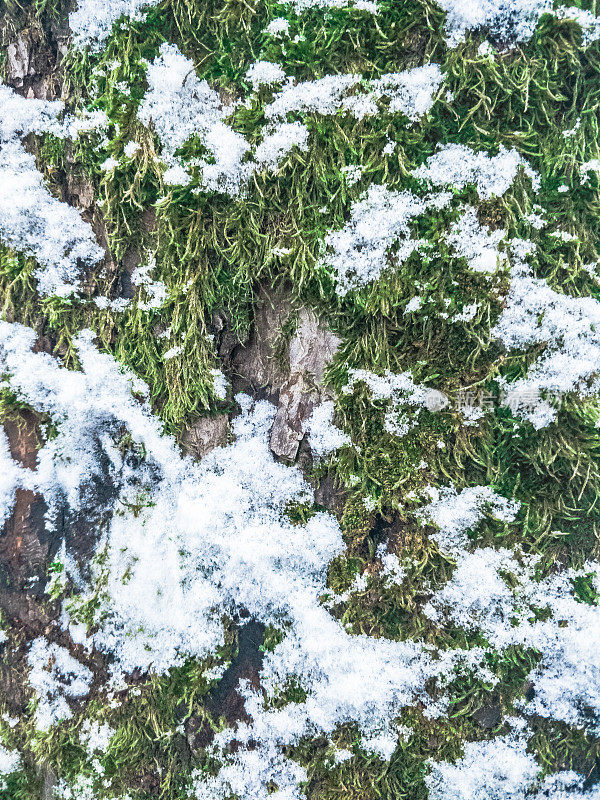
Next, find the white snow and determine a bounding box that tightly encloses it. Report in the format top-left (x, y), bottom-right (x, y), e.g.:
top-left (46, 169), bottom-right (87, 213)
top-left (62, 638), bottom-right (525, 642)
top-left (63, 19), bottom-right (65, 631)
top-left (435, 0), bottom-right (552, 47)
top-left (210, 368), bottom-right (228, 400)
top-left (306, 401), bottom-right (350, 458)
top-left (27, 638), bottom-right (92, 731)
top-left (370, 66), bottom-right (446, 121)
top-left (287, 0), bottom-right (378, 12)
top-left (265, 18), bottom-right (291, 37)
top-left (0, 141), bottom-right (104, 297)
top-left (423, 546), bottom-right (527, 637)
top-left (69, 0), bottom-right (163, 50)
top-left (79, 720), bottom-right (115, 753)
top-left (131, 257), bottom-right (168, 310)
top-left (581, 159), bottom-right (600, 184)
top-left (265, 64), bottom-right (444, 123)
top-left (493, 269), bottom-right (600, 428)
top-left (322, 142), bottom-right (536, 293)
top-left (0, 84), bottom-right (64, 140)
top-left (404, 295), bottom-right (423, 314)
top-left (415, 143), bottom-right (540, 199)
top-left (321, 184), bottom-right (442, 294)
top-left (533, 771), bottom-right (600, 799)
top-left (4, 319), bottom-right (600, 794)
top-left (138, 48), bottom-right (441, 194)
top-left (123, 140), bottom-right (140, 158)
top-left (246, 61), bottom-right (286, 90)
top-left (426, 730), bottom-right (539, 800)
top-left (138, 43), bottom-right (251, 194)
top-left (421, 495), bottom-right (600, 733)
top-left (418, 485), bottom-right (519, 556)
top-left (377, 544), bottom-right (406, 585)
top-left (434, 2), bottom-right (600, 50)
top-left (0, 428), bottom-right (34, 526)
top-left (253, 122), bottom-right (309, 169)
top-left (343, 368), bottom-right (449, 436)
top-left (163, 345), bottom-right (183, 360)
top-left (0, 85), bottom-right (105, 297)
top-left (0, 321), bottom-right (177, 520)
top-left (3, 3), bottom-right (600, 799)
top-left (0, 743), bottom-right (21, 789)
top-left (555, 6), bottom-right (600, 45)
top-left (138, 44), bottom-right (310, 192)
top-left (446, 206), bottom-right (507, 273)
top-left (0, 322), bottom-right (478, 795)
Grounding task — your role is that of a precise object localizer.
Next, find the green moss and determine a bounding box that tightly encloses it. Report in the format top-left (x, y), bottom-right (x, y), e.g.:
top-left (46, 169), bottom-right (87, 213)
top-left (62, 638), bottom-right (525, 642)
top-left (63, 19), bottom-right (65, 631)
top-left (27, 656), bottom-right (235, 800)
top-left (529, 719), bottom-right (600, 779)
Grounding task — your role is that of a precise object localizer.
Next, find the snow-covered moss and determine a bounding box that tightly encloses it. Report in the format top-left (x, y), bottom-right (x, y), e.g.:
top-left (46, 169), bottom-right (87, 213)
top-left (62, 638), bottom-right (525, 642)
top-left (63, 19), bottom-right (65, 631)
top-left (28, 639), bottom-right (92, 731)
top-left (3, 0), bottom-right (600, 797)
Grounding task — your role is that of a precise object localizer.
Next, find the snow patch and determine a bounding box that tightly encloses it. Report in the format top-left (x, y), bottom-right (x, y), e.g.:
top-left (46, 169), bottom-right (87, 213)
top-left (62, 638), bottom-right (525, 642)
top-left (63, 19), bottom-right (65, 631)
top-left (415, 143), bottom-right (540, 199)
top-left (321, 184), bottom-right (445, 294)
top-left (426, 729), bottom-right (539, 800)
top-left (265, 64), bottom-right (444, 122)
top-left (343, 368), bottom-right (449, 436)
top-left (418, 485), bottom-right (519, 556)
top-left (306, 401), bottom-right (351, 458)
top-left (0, 141), bottom-right (104, 297)
top-left (28, 638), bottom-right (92, 731)
top-left (492, 270), bottom-right (600, 428)
top-left (0, 744), bottom-right (21, 789)
top-left (69, 0), bottom-right (162, 50)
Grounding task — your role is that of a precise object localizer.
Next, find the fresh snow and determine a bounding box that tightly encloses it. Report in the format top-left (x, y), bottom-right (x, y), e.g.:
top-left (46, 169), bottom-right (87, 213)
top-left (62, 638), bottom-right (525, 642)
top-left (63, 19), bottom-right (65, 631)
top-left (3, 322), bottom-right (600, 794)
top-left (426, 729), bottom-right (540, 800)
top-left (246, 61), bottom-right (286, 90)
top-left (131, 257), bottom-right (168, 310)
top-left (0, 83), bottom-right (64, 140)
top-left (555, 7), bottom-right (600, 45)
top-left (138, 43), bottom-right (251, 193)
top-left (0, 428), bottom-right (34, 525)
top-left (343, 368), bottom-right (449, 436)
top-left (265, 64), bottom-right (444, 122)
top-left (492, 270), bottom-right (600, 428)
top-left (323, 139), bottom-right (600, 432)
top-left (306, 401), bottom-right (351, 458)
top-left (139, 47), bottom-right (442, 193)
top-left (0, 323), bottom-right (512, 794)
top-left (446, 205), bottom-right (507, 273)
top-left (0, 743), bottom-right (21, 790)
top-left (3, 12), bottom-right (600, 793)
top-left (321, 184), bottom-right (445, 294)
top-left (0, 141), bottom-right (104, 297)
top-left (434, 1), bottom-right (600, 49)
top-left (414, 143), bottom-right (540, 199)
top-left (67, 0), bottom-right (600, 56)
top-left (138, 44), bottom-right (309, 192)
top-left (419, 484), bottom-right (519, 555)
top-left (422, 503), bottom-right (600, 733)
top-left (28, 638), bottom-right (92, 730)
top-left (265, 18), bottom-right (291, 37)
top-left (0, 321), bottom-right (176, 520)
top-left (435, 0), bottom-right (552, 47)
top-left (253, 122), bottom-right (309, 169)
top-left (287, 0), bottom-right (378, 12)
top-left (0, 85), bottom-right (105, 296)
top-left (323, 143), bottom-right (532, 293)
top-left (69, 0), bottom-right (162, 50)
